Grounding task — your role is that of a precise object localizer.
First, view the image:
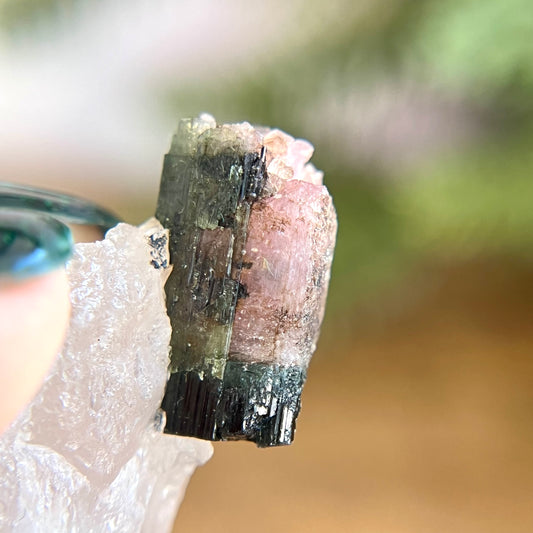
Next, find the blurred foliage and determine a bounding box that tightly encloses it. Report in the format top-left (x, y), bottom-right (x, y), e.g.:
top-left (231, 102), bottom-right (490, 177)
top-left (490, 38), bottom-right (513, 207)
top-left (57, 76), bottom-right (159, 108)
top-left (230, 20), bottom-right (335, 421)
top-left (324, 173), bottom-right (414, 315)
top-left (414, 0), bottom-right (533, 97)
top-left (167, 1), bottom-right (533, 315)
top-left (394, 130), bottom-right (533, 258)
top-left (0, 0), bottom-right (76, 38)
top-left (2, 0), bottom-right (533, 314)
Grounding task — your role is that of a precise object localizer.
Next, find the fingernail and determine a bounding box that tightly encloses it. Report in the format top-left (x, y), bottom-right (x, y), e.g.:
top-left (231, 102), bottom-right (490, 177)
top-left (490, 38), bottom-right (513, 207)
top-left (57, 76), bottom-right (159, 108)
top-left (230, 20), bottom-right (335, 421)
top-left (0, 182), bottom-right (121, 233)
top-left (0, 209), bottom-right (73, 279)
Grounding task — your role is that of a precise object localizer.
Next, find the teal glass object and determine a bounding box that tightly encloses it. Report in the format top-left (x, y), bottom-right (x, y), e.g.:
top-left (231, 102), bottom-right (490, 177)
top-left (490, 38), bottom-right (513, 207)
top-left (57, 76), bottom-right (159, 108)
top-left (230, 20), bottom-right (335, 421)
top-left (0, 182), bottom-right (121, 233)
top-left (0, 182), bottom-right (121, 279)
top-left (0, 210), bottom-right (73, 278)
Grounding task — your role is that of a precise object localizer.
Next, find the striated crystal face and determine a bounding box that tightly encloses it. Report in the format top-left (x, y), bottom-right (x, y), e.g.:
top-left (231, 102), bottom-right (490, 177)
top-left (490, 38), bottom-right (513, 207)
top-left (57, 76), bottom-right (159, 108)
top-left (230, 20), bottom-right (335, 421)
top-left (230, 178), bottom-right (336, 367)
top-left (157, 115), bottom-right (337, 446)
top-left (0, 220), bottom-right (212, 533)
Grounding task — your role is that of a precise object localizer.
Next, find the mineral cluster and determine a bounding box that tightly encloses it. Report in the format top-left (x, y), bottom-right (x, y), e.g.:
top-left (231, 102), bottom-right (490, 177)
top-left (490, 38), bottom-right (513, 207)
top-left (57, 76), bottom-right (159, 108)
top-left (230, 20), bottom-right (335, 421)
top-left (156, 114), bottom-right (337, 447)
top-left (0, 221), bottom-right (212, 533)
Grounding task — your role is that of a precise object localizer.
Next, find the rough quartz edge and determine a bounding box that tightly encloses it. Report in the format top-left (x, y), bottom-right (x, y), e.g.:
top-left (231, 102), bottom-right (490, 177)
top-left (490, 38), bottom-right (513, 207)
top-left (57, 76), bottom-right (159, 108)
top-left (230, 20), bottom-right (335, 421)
top-left (0, 219), bottom-right (212, 533)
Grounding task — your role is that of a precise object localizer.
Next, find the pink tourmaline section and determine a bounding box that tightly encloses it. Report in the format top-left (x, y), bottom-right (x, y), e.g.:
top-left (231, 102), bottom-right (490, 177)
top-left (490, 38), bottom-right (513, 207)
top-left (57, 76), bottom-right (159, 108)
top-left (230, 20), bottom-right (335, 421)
top-left (229, 173), bottom-right (337, 367)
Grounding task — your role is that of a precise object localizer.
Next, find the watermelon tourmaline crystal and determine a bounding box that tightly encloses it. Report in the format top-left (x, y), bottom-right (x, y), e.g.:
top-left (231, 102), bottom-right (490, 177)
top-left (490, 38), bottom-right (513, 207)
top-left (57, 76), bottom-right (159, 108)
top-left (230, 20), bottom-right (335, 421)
top-left (156, 115), bottom-right (337, 446)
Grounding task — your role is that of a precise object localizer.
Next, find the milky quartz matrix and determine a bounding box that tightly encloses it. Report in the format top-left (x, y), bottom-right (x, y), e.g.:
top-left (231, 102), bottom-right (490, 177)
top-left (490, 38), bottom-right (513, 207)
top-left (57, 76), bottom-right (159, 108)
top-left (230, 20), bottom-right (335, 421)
top-left (0, 220), bottom-right (212, 533)
top-left (157, 115), bottom-right (337, 447)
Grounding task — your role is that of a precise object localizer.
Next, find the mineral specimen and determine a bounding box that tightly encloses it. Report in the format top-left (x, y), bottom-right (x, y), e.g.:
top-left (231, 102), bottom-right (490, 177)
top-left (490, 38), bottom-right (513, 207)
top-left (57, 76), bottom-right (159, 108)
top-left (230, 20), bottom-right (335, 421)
top-left (0, 220), bottom-right (212, 533)
top-left (156, 114), bottom-right (337, 447)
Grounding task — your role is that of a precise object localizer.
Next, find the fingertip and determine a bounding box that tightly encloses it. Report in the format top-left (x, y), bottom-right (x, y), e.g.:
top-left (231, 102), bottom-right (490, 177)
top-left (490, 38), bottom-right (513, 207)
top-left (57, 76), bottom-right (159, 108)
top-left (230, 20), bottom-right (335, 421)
top-left (0, 268), bottom-right (70, 433)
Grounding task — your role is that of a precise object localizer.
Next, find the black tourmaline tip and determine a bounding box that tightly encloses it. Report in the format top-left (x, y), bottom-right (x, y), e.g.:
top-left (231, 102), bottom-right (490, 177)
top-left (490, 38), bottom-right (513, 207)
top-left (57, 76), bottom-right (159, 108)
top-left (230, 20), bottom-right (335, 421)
top-left (161, 362), bottom-right (305, 447)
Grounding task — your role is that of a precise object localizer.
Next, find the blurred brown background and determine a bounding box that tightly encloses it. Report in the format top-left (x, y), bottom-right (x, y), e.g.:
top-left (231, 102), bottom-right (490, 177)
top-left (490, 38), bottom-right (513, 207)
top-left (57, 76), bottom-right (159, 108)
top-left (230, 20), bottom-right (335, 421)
top-left (2, 1), bottom-right (533, 531)
top-left (178, 259), bottom-right (533, 533)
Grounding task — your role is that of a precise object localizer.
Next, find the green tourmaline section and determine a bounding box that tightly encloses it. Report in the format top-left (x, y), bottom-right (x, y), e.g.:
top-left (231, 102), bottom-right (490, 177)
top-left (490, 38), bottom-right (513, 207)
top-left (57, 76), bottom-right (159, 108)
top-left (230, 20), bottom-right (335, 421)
top-left (155, 121), bottom-right (266, 380)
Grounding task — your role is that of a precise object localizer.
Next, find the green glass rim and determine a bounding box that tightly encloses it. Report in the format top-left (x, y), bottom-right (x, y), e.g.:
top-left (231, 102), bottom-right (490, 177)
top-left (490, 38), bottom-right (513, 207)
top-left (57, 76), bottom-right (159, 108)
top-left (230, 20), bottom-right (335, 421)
top-left (0, 182), bottom-right (122, 232)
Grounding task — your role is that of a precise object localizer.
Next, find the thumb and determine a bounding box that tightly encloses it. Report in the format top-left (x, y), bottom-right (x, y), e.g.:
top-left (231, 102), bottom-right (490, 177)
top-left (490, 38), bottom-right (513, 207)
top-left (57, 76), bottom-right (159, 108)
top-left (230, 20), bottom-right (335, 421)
top-left (0, 270), bottom-right (71, 433)
top-left (0, 209), bottom-right (72, 433)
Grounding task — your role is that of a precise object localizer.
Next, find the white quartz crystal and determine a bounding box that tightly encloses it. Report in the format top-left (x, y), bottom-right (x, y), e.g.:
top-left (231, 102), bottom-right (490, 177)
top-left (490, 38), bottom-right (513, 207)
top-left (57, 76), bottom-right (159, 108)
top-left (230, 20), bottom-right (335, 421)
top-left (0, 220), bottom-right (212, 532)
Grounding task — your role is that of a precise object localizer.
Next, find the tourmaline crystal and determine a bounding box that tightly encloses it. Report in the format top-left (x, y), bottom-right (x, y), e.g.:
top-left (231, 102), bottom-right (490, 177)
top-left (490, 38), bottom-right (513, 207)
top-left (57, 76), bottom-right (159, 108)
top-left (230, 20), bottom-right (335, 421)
top-left (156, 115), bottom-right (337, 446)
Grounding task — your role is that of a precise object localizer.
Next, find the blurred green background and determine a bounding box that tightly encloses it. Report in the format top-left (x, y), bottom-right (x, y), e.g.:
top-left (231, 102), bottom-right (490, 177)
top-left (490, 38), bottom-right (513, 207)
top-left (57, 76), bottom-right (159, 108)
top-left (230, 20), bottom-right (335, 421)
top-left (2, 1), bottom-right (533, 532)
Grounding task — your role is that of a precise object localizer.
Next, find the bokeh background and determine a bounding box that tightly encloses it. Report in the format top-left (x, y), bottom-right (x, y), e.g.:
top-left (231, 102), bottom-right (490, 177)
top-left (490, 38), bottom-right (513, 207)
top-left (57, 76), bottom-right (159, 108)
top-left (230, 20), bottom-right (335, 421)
top-left (2, 1), bottom-right (533, 532)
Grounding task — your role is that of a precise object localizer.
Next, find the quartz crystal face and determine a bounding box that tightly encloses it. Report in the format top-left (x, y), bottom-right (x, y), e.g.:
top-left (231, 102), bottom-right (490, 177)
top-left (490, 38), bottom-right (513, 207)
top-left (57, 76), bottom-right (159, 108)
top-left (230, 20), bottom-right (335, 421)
top-left (156, 115), bottom-right (337, 447)
top-left (0, 221), bottom-right (212, 533)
